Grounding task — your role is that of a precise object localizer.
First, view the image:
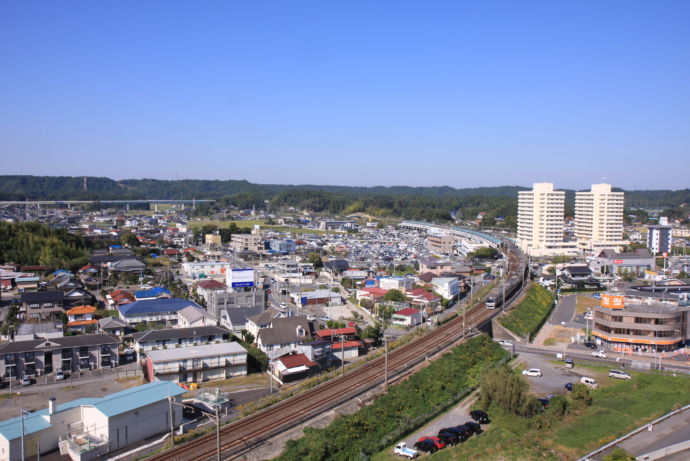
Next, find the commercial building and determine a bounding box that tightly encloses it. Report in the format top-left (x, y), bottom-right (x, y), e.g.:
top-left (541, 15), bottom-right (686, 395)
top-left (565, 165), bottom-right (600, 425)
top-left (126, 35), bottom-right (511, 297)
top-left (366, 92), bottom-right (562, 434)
top-left (518, 183), bottom-right (577, 257)
top-left (592, 293), bottom-right (690, 352)
top-left (591, 249), bottom-right (655, 276)
top-left (575, 183), bottom-right (627, 253)
top-left (231, 232), bottom-right (263, 254)
top-left (426, 234), bottom-right (456, 255)
top-left (379, 276), bottom-right (414, 291)
top-left (0, 381), bottom-right (185, 461)
top-left (648, 225), bottom-right (672, 255)
top-left (145, 341), bottom-right (247, 384)
top-left (181, 261), bottom-right (234, 279)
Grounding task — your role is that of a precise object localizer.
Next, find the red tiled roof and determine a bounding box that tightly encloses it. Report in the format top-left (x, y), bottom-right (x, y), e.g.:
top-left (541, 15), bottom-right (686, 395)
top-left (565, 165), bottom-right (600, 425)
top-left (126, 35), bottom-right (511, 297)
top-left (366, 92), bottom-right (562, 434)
top-left (66, 305), bottom-right (97, 315)
top-left (394, 308), bottom-right (421, 317)
top-left (197, 280), bottom-right (226, 290)
top-left (315, 327), bottom-right (357, 339)
top-left (362, 287), bottom-right (389, 297)
top-left (407, 288), bottom-right (440, 301)
top-left (278, 353), bottom-right (318, 369)
top-left (80, 264), bottom-right (96, 271)
top-left (331, 340), bottom-right (363, 350)
top-left (67, 319), bottom-right (98, 327)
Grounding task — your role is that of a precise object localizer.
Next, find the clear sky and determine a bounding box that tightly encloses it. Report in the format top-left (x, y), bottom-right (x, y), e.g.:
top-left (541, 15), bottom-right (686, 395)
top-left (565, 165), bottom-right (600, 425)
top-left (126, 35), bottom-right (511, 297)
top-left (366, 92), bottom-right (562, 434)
top-left (1, 1), bottom-right (689, 190)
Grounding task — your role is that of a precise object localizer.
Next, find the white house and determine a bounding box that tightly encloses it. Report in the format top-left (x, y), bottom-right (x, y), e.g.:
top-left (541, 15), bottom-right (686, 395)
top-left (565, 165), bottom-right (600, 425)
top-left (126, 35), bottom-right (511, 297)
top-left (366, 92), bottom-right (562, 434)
top-left (146, 342), bottom-right (247, 384)
top-left (391, 308), bottom-right (423, 327)
top-left (431, 277), bottom-right (460, 300)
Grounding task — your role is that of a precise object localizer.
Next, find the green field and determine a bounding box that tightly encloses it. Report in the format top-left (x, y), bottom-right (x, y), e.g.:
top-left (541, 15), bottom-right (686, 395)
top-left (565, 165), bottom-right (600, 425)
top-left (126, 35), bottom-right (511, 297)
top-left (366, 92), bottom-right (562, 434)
top-left (500, 283), bottom-right (555, 340)
top-left (186, 219), bottom-right (338, 235)
top-left (389, 369), bottom-right (690, 461)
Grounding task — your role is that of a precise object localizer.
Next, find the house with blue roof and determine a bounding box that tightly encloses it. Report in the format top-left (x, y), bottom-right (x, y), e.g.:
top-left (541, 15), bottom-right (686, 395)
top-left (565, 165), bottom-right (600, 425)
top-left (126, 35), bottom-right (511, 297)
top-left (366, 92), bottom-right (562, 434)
top-left (0, 381), bottom-right (185, 461)
top-left (134, 286), bottom-right (172, 300)
top-left (117, 298), bottom-right (203, 326)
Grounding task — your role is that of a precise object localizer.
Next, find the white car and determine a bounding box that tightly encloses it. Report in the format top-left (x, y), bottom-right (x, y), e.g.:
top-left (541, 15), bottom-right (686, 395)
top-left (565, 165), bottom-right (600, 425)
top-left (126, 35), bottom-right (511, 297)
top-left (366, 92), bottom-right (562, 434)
top-left (609, 369), bottom-right (632, 380)
top-left (591, 350), bottom-right (607, 359)
top-left (522, 368), bottom-right (542, 377)
top-left (498, 340), bottom-right (513, 348)
top-left (279, 302), bottom-right (287, 308)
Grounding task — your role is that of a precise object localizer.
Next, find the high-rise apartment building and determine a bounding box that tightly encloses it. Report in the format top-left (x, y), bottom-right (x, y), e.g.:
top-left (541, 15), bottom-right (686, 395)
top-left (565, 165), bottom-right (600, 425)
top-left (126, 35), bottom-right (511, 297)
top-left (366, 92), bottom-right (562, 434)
top-left (575, 184), bottom-right (627, 253)
top-left (518, 183), bottom-right (576, 256)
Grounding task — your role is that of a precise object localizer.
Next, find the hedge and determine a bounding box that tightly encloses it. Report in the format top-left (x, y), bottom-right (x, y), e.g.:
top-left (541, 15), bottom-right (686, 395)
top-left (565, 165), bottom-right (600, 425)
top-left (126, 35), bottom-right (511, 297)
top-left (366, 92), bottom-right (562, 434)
top-left (500, 283), bottom-right (555, 341)
top-left (277, 335), bottom-right (509, 461)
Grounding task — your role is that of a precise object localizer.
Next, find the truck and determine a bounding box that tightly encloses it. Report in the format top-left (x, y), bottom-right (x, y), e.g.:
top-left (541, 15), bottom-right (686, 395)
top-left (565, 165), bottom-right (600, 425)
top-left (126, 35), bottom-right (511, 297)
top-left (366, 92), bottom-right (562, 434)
top-left (394, 442), bottom-right (419, 458)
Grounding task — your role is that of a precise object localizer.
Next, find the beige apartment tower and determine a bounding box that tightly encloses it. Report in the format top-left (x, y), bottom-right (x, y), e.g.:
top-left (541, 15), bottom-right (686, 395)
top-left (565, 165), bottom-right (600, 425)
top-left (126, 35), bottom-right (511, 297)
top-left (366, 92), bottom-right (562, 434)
top-left (517, 183), bottom-right (576, 256)
top-left (575, 183), bottom-right (627, 253)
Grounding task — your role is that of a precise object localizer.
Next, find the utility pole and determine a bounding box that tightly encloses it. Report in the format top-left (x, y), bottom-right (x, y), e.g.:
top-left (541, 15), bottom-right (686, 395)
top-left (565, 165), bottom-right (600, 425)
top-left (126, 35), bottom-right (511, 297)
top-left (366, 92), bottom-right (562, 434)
top-left (341, 333), bottom-right (345, 376)
top-left (215, 405), bottom-right (221, 461)
top-left (168, 396), bottom-right (174, 443)
top-left (20, 408), bottom-right (25, 461)
top-left (384, 336), bottom-right (388, 389)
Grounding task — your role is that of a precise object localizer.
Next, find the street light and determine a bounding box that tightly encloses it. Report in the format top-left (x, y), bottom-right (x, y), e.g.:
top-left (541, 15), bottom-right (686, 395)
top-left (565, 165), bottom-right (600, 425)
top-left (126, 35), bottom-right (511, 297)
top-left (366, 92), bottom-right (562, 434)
top-left (20, 408), bottom-right (31, 461)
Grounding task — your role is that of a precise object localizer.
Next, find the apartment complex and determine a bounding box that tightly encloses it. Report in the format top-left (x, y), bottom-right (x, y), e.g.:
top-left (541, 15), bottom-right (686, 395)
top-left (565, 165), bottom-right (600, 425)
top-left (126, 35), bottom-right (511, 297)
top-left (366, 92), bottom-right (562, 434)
top-left (575, 183), bottom-right (627, 252)
top-left (517, 183), bottom-right (576, 257)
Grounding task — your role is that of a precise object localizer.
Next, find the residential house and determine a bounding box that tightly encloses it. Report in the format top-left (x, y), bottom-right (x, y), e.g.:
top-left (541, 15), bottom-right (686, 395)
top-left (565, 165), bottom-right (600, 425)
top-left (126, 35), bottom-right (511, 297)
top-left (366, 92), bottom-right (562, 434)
top-left (219, 306), bottom-right (265, 334)
top-left (134, 287), bottom-right (172, 300)
top-left (430, 277), bottom-right (460, 300)
top-left (98, 317), bottom-right (128, 338)
top-left (314, 327), bottom-right (358, 342)
top-left (107, 258), bottom-right (146, 272)
top-left (419, 258), bottom-right (453, 276)
top-left (391, 308), bottom-right (423, 327)
top-left (196, 279), bottom-right (227, 305)
top-left (332, 340), bottom-right (363, 361)
top-left (14, 322), bottom-right (63, 341)
top-left (296, 340), bottom-right (333, 370)
top-left (20, 290), bottom-right (65, 321)
top-left (66, 305), bottom-right (98, 332)
top-left (271, 353), bottom-right (319, 384)
top-left (177, 305), bottom-right (216, 328)
top-left (245, 307), bottom-right (285, 339)
top-left (107, 289), bottom-right (136, 307)
top-left (256, 316), bottom-right (314, 358)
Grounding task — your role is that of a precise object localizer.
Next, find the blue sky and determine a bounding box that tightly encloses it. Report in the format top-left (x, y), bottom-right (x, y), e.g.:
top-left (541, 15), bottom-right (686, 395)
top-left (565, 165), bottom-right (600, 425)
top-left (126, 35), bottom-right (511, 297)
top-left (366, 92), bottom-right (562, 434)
top-left (1, 1), bottom-right (689, 190)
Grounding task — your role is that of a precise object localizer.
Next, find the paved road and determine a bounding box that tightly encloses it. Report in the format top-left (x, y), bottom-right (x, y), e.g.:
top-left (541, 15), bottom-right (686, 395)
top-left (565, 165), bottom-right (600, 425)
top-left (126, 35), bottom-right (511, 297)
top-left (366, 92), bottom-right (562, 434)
top-left (592, 407), bottom-right (690, 460)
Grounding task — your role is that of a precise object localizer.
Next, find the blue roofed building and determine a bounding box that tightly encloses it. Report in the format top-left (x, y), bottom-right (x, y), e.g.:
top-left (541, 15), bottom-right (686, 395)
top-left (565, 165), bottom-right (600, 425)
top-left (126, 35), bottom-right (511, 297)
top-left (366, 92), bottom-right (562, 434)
top-left (134, 286), bottom-right (173, 300)
top-left (117, 298), bottom-right (203, 327)
top-left (0, 381), bottom-right (185, 461)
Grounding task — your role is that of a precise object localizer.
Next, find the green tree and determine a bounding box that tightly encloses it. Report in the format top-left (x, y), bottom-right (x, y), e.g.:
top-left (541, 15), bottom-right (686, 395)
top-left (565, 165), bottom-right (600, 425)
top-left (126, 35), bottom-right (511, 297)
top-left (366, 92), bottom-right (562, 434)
top-left (306, 252), bottom-right (324, 269)
top-left (120, 231), bottom-right (140, 247)
top-left (469, 247), bottom-right (499, 259)
top-left (571, 382), bottom-right (593, 406)
top-left (603, 448), bottom-right (636, 461)
top-left (384, 289), bottom-right (407, 302)
top-left (479, 365), bottom-right (541, 416)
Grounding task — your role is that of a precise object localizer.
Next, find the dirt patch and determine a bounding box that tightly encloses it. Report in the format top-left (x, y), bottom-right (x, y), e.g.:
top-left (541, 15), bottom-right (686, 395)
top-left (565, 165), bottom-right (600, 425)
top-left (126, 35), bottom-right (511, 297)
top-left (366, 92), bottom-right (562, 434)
top-left (533, 324), bottom-right (583, 348)
top-left (576, 296), bottom-right (599, 314)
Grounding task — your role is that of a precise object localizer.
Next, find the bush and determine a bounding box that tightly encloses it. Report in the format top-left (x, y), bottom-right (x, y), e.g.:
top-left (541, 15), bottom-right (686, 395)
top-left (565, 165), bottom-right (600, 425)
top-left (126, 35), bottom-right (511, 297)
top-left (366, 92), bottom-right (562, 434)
top-left (500, 283), bottom-right (555, 340)
top-left (479, 366), bottom-right (541, 417)
top-left (277, 335), bottom-right (508, 460)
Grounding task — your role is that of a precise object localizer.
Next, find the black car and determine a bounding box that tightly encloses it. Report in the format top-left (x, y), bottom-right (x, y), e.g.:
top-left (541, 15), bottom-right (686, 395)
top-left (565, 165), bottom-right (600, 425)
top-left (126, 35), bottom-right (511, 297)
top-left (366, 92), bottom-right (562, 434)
top-left (463, 421), bottom-right (482, 435)
top-left (537, 398), bottom-right (550, 408)
top-left (565, 382), bottom-right (573, 391)
top-left (439, 426), bottom-right (469, 441)
top-left (182, 404), bottom-right (202, 420)
top-left (437, 432), bottom-right (459, 446)
top-left (469, 410), bottom-right (490, 424)
top-left (414, 440), bottom-right (437, 453)
top-left (584, 342), bottom-right (597, 349)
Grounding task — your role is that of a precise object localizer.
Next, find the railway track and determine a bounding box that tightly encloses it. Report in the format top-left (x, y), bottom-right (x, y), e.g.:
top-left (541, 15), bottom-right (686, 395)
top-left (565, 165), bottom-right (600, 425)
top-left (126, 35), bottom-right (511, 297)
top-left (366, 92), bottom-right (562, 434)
top-left (151, 246), bottom-right (526, 461)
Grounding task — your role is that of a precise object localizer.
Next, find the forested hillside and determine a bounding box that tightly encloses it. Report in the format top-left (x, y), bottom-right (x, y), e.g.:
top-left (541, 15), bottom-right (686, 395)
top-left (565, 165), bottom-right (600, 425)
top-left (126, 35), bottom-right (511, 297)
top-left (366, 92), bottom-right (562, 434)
top-left (0, 222), bottom-right (91, 270)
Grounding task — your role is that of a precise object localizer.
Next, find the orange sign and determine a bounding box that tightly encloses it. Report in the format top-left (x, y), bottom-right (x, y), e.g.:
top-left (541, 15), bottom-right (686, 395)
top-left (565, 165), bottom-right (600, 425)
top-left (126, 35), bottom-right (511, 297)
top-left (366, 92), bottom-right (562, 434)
top-left (592, 331), bottom-right (679, 346)
top-left (601, 294), bottom-right (625, 309)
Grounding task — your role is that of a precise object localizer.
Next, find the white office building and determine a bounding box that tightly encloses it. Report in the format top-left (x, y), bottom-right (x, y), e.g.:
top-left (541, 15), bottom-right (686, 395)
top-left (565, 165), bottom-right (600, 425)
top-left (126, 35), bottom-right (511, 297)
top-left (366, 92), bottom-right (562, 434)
top-left (648, 225), bottom-right (672, 255)
top-left (575, 183), bottom-right (627, 253)
top-left (517, 183), bottom-right (577, 257)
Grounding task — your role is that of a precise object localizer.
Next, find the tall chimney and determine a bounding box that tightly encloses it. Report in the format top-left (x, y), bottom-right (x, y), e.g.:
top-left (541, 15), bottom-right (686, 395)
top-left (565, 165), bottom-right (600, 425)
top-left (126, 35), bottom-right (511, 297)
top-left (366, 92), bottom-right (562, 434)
top-left (49, 396), bottom-right (56, 415)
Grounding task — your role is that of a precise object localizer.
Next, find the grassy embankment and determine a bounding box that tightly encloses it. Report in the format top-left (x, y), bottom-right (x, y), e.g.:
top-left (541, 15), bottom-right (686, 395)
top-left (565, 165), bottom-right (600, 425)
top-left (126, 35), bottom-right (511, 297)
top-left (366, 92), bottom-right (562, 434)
top-left (500, 283), bottom-right (555, 341)
top-left (375, 366), bottom-right (690, 461)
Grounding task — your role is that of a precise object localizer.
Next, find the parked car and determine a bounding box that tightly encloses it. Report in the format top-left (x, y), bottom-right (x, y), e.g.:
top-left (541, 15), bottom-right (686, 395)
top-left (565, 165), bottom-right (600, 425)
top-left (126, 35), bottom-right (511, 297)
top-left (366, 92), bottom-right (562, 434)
top-left (565, 358), bottom-right (574, 368)
top-left (55, 369), bottom-right (65, 381)
top-left (20, 376), bottom-right (32, 386)
top-left (584, 342), bottom-right (598, 349)
top-left (420, 436), bottom-right (446, 450)
top-left (591, 350), bottom-right (607, 359)
top-left (580, 376), bottom-right (598, 389)
top-left (497, 339), bottom-right (513, 347)
top-left (439, 427), bottom-right (468, 442)
top-left (537, 398), bottom-right (550, 408)
top-left (463, 421), bottom-right (483, 435)
top-left (413, 440), bottom-right (437, 454)
top-left (394, 442), bottom-right (419, 458)
top-left (565, 382), bottom-right (573, 391)
top-left (437, 432), bottom-right (459, 446)
top-left (584, 311), bottom-right (593, 320)
top-left (609, 369), bottom-right (632, 380)
top-left (469, 410), bottom-right (490, 424)
top-left (522, 368), bottom-right (542, 377)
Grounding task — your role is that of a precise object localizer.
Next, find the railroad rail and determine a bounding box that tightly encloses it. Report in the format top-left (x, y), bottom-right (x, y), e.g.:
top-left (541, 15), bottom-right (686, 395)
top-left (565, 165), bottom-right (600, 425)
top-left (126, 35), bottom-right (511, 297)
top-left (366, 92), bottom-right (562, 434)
top-left (150, 245), bottom-right (526, 461)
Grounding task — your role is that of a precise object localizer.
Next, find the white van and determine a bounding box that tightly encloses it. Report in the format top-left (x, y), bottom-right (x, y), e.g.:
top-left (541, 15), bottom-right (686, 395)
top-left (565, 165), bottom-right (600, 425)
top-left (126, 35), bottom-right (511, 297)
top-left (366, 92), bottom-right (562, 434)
top-left (580, 376), bottom-right (598, 389)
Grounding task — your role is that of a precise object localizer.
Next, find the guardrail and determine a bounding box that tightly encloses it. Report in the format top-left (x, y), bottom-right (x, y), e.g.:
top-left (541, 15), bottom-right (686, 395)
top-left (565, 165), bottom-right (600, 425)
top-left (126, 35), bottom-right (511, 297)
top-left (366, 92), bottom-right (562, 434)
top-left (576, 403), bottom-right (690, 461)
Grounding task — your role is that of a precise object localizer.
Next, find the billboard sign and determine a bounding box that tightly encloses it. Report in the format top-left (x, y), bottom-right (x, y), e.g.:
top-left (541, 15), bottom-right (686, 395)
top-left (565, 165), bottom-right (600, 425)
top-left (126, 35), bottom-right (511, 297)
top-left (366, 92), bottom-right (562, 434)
top-left (228, 268), bottom-right (255, 288)
top-left (613, 259), bottom-right (624, 264)
top-left (601, 293), bottom-right (625, 309)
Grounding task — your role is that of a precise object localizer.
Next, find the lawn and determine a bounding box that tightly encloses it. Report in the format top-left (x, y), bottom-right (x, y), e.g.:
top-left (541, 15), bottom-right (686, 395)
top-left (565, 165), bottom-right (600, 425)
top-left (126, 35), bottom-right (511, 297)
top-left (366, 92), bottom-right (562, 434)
top-left (405, 370), bottom-right (690, 460)
top-left (500, 283), bottom-right (555, 340)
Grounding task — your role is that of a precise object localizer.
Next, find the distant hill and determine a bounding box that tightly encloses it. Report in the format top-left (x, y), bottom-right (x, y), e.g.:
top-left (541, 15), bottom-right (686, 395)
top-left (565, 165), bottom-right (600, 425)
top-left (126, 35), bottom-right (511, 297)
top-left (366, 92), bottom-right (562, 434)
top-left (0, 175), bottom-right (687, 225)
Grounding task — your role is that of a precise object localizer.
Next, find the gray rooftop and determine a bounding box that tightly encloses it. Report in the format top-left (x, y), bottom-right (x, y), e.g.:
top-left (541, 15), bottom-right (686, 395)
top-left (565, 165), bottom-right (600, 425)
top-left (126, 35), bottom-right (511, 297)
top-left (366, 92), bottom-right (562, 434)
top-left (147, 341), bottom-right (247, 362)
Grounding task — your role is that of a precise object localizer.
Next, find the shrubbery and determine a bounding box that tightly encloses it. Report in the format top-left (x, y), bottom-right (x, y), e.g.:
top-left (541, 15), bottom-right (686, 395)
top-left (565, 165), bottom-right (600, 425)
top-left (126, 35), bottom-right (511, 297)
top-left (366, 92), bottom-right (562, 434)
top-left (277, 335), bottom-right (508, 461)
top-left (500, 283), bottom-right (555, 340)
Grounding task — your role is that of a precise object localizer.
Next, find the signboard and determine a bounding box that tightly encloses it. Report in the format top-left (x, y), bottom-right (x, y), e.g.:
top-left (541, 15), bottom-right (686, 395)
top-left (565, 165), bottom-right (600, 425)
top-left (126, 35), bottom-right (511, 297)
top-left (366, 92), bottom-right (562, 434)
top-left (228, 268), bottom-right (255, 288)
top-left (613, 260), bottom-right (624, 264)
top-left (600, 293), bottom-right (625, 309)
top-left (301, 297), bottom-right (308, 305)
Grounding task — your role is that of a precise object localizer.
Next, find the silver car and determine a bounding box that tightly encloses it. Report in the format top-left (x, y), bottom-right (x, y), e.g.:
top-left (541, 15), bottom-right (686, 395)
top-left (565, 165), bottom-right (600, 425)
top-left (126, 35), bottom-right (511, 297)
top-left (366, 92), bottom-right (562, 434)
top-left (608, 369), bottom-right (631, 380)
